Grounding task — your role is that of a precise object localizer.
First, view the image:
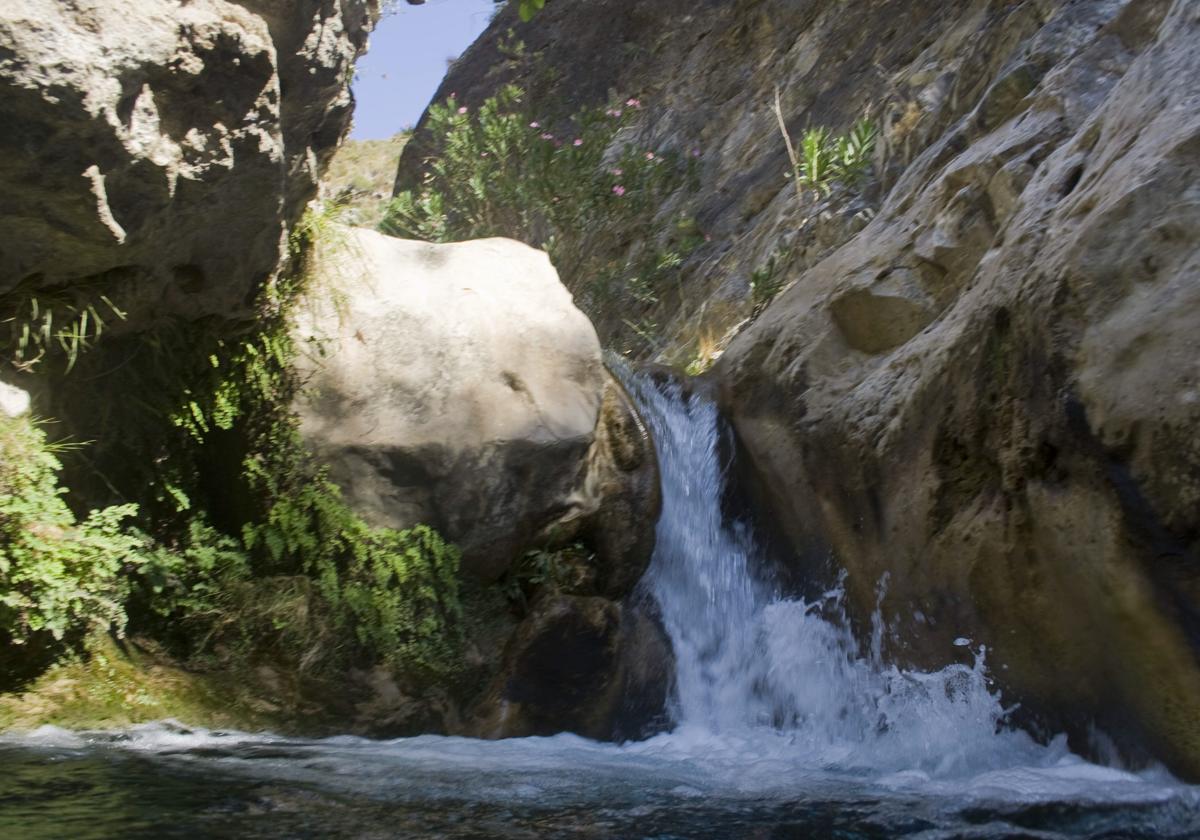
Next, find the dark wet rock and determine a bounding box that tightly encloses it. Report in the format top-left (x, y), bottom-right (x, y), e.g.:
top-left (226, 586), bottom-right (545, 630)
top-left (468, 594), bottom-right (673, 740)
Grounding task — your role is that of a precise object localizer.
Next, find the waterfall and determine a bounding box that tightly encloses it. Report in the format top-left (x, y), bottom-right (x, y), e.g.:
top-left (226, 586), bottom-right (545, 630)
top-left (3, 369), bottom-right (1192, 840)
top-left (621, 368), bottom-right (1028, 776)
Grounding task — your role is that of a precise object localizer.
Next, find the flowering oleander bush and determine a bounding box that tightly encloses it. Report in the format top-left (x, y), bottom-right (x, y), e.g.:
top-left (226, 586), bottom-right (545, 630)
top-left (381, 85), bottom-right (702, 354)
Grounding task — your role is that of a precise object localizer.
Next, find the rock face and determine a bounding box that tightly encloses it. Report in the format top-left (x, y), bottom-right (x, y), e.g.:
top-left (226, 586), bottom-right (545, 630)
top-left (717, 0), bottom-right (1200, 778)
top-left (0, 0), bottom-right (376, 331)
top-left (411, 0), bottom-right (1200, 776)
top-left (294, 227), bottom-right (660, 584)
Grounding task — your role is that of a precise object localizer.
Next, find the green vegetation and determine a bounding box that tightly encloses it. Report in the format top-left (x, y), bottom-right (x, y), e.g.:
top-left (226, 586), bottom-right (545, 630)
top-left (517, 0), bottom-right (547, 21)
top-left (0, 205), bottom-right (466, 707)
top-left (152, 205), bottom-right (466, 681)
top-left (323, 133), bottom-right (409, 228)
top-left (500, 542), bottom-right (593, 615)
top-left (0, 416), bottom-right (145, 647)
top-left (3, 292), bottom-right (127, 373)
top-left (749, 248), bottom-right (790, 314)
top-left (0, 634), bottom-right (281, 733)
top-left (381, 84), bottom-right (702, 354)
top-left (773, 88), bottom-right (878, 201)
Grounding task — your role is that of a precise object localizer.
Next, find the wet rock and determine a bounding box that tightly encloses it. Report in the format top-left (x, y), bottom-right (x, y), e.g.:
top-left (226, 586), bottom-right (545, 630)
top-left (469, 594), bottom-right (673, 740)
top-left (556, 375), bottom-right (661, 599)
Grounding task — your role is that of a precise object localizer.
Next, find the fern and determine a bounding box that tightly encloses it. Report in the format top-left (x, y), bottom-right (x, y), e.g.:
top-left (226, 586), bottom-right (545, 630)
top-left (4, 293), bottom-right (127, 373)
top-left (0, 416), bottom-right (150, 645)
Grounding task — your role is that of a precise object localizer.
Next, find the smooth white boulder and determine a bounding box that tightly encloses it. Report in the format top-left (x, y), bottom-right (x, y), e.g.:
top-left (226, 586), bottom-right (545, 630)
top-left (293, 227), bottom-right (609, 580)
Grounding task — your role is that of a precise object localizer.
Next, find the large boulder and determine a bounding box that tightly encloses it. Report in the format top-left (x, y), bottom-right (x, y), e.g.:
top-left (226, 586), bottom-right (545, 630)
top-left (293, 227), bottom-right (659, 584)
top-left (0, 0), bottom-right (375, 331)
top-left (717, 0), bottom-right (1200, 779)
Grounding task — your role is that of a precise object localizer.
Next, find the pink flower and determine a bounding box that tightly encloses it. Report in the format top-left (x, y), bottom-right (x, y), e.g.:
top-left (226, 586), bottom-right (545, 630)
top-left (606, 108), bottom-right (623, 118)
top-left (608, 167), bottom-right (624, 176)
top-left (457, 106), bottom-right (468, 115)
top-left (529, 121), bottom-right (541, 128)
top-left (573, 138), bottom-right (583, 147)
top-left (540, 133), bottom-right (554, 141)
top-left (626, 98), bottom-right (642, 108)
top-left (692, 148), bottom-right (702, 157)
top-left (645, 152), bottom-right (655, 160)
top-left (612, 185), bottom-right (626, 196)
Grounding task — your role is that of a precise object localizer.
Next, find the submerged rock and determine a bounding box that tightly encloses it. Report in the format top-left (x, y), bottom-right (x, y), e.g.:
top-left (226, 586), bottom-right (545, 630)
top-left (294, 227), bottom-right (659, 586)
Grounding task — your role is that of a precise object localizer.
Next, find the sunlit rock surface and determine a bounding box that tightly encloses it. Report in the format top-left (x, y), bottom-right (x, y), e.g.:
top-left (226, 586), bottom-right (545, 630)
top-left (0, 0), bottom-right (376, 327)
top-left (294, 227), bottom-right (659, 585)
top-left (717, 0), bottom-right (1200, 779)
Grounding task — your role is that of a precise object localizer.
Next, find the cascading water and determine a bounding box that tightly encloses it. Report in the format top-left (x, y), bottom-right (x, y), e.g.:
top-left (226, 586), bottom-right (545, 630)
top-left (620, 368), bottom-right (1035, 777)
top-left (4, 369), bottom-right (1199, 839)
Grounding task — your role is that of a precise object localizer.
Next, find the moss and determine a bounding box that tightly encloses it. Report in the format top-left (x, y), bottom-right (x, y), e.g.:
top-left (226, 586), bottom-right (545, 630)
top-left (0, 635), bottom-right (278, 733)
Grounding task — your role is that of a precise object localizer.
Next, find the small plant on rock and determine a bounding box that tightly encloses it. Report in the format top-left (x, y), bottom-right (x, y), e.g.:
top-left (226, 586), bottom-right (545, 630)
top-left (749, 247), bottom-right (791, 314)
top-left (773, 87), bottom-right (878, 200)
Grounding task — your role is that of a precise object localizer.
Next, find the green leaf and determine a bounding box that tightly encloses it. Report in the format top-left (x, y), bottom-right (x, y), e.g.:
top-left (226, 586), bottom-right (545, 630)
top-left (518, 0), bottom-right (546, 22)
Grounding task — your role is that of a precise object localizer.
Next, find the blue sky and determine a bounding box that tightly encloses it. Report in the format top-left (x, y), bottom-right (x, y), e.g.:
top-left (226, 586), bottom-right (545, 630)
top-left (350, 0), bottom-right (498, 139)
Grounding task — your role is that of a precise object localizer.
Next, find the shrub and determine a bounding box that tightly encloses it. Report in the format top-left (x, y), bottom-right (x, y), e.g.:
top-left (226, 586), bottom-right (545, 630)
top-left (518, 0), bottom-right (547, 21)
top-left (381, 84), bottom-right (700, 353)
top-left (0, 416), bottom-right (147, 645)
top-left (749, 248), bottom-right (790, 314)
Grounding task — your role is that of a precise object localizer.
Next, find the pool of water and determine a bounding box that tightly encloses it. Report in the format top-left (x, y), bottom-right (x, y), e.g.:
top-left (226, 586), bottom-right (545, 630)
top-left (3, 723), bottom-right (1198, 839)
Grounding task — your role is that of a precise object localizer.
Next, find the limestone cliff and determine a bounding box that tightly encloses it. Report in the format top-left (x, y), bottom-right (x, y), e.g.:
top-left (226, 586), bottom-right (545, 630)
top-left (408, 0), bottom-right (1200, 777)
top-left (0, 0), bottom-right (379, 506)
top-left (1, 0), bottom-right (376, 345)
